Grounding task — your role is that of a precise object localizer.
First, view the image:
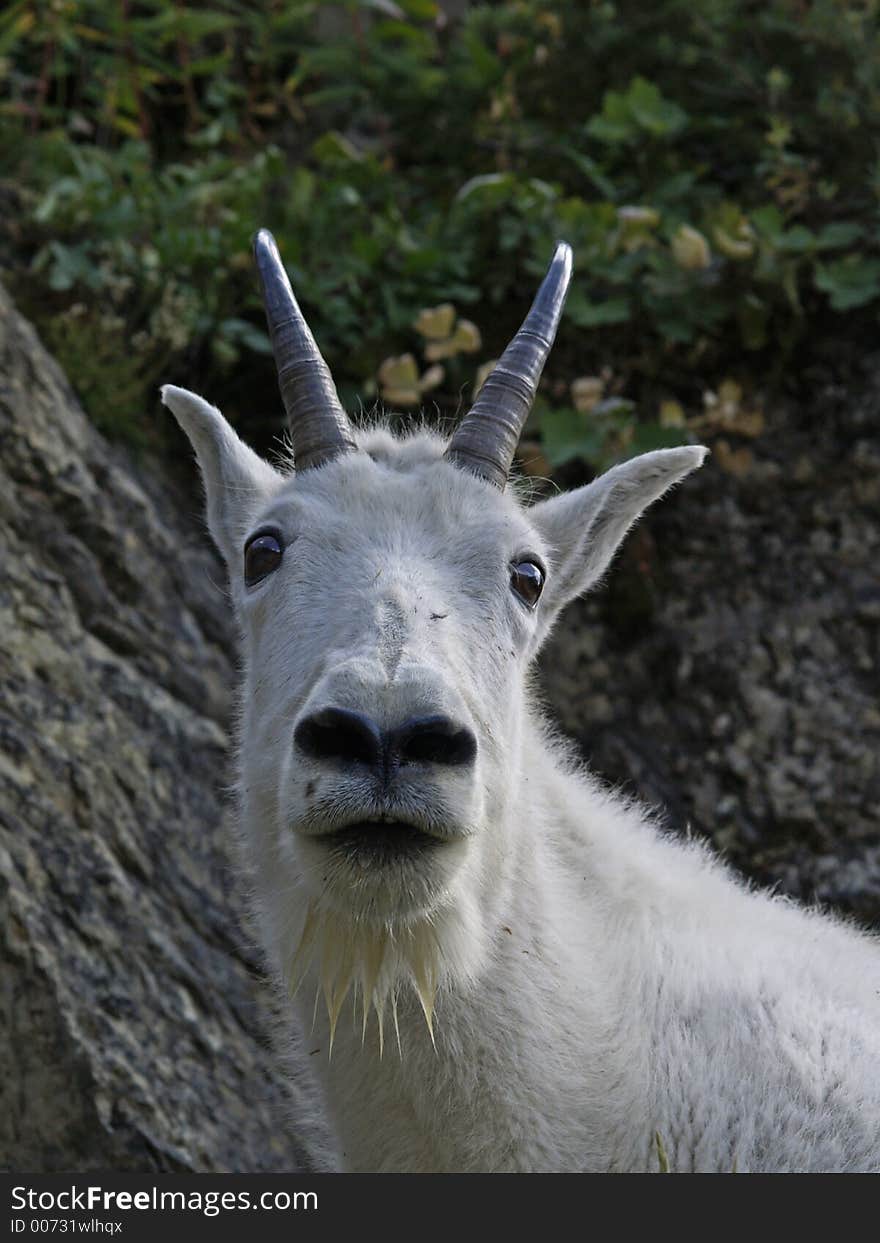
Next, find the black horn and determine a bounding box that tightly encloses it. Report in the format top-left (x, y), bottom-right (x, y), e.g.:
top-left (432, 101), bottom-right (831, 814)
top-left (445, 241), bottom-right (572, 489)
top-left (253, 229), bottom-right (356, 472)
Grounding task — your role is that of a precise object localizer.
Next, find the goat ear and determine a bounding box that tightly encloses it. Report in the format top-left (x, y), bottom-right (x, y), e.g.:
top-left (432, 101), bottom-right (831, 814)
top-left (529, 446), bottom-right (708, 632)
top-left (161, 385), bottom-right (284, 568)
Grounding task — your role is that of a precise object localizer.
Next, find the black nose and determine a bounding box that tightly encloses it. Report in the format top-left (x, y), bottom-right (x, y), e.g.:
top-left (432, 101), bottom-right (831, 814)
top-left (390, 714), bottom-right (477, 768)
top-left (294, 707), bottom-right (476, 772)
top-left (294, 708), bottom-right (382, 767)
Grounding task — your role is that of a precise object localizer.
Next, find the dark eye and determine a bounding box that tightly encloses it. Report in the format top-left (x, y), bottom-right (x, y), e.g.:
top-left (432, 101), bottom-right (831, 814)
top-left (510, 559), bottom-right (545, 609)
top-left (244, 532), bottom-right (283, 586)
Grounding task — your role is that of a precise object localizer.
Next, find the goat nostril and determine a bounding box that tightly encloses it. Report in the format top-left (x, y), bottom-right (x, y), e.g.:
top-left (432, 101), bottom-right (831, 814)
top-left (294, 708), bottom-right (382, 767)
top-left (393, 716), bottom-right (477, 768)
top-left (295, 709), bottom-right (476, 772)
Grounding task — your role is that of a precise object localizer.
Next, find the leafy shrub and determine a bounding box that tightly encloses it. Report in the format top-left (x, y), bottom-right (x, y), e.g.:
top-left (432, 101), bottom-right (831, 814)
top-left (1, 0), bottom-right (878, 466)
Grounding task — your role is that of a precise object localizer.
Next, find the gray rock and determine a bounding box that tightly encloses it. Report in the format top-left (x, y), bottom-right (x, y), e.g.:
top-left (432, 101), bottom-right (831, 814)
top-left (0, 284), bottom-right (329, 1172)
top-left (539, 362), bottom-right (880, 926)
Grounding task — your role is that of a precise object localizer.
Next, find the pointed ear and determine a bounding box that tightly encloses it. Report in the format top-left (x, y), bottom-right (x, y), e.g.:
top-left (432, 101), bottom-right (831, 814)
top-left (161, 385), bottom-right (284, 568)
top-left (529, 446), bottom-right (708, 635)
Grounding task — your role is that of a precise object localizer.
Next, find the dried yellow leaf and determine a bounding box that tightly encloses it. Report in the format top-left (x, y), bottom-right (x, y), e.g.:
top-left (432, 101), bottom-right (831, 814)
top-left (617, 205), bottom-right (661, 229)
top-left (452, 319), bottom-right (481, 353)
top-left (659, 400), bottom-right (686, 428)
top-left (571, 375), bottom-right (605, 413)
top-left (714, 439), bottom-right (753, 477)
top-left (381, 388), bottom-right (420, 407)
top-left (713, 220), bottom-right (755, 261)
top-left (671, 225), bottom-right (712, 271)
top-left (378, 353), bottom-right (419, 389)
top-left (414, 303), bottom-right (456, 341)
top-left (419, 365), bottom-right (444, 393)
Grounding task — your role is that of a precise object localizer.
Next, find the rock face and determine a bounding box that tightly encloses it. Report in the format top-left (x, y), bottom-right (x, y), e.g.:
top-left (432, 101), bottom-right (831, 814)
top-left (540, 363), bottom-right (880, 927)
top-left (1, 283), bottom-right (877, 1172)
top-left (0, 284), bottom-right (329, 1172)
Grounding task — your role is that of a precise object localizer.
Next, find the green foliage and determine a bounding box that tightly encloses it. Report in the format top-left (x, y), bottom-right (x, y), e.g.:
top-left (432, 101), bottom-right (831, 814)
top-left (586, 76), bottom-right (688, 145)
top-left (537, 399), bottom-right (688, 470)
top-left (1, 0), bottom-right (879, 464)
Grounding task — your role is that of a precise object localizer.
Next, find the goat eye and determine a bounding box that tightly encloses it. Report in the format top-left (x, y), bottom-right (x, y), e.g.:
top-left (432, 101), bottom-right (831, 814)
top-left (244, 532), bottom-right (283, 586)
top-left (510, 559), bottom-right (544, 608)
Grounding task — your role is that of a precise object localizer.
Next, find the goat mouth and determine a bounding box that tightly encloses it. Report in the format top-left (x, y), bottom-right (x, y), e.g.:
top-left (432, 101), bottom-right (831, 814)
top-left (322, 819), bottom-right (443, 861)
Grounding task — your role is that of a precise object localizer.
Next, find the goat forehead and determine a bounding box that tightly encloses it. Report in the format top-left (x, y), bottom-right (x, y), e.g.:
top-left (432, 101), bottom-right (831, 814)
top-left (258, 436), bottom-right (533, 551)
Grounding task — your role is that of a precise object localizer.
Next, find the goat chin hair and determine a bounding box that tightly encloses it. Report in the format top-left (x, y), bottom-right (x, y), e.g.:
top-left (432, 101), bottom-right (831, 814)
top-left (286, 901), bottom-right (444, 1057)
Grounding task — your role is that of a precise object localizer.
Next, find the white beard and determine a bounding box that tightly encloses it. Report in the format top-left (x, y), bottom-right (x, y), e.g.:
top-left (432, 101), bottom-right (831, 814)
top-left (286, 901), bottom-right (445, 1055)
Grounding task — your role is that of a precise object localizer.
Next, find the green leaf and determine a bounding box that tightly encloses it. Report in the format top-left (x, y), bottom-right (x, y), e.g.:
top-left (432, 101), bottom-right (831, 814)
top-left (565, 292), bottom-right (631, 327)
top-left (36, 241), bottom-right (104, 292)
top-left (359, 0), bottom-right (406, 16)
top-left (455, 173), bottom-right (515, 205)
top-left (557, 147), bottom-right (617, 200)
top-left (311, 131), bottom-right (363, 164)
top-left (628, 76), bottom-right (688, 137)
top-left (815, 222), bottom-right (863, 250)
top-left (187, 119), bottom-right (224, 148)
top-left (814, 256), bottom-right (880, 310)
top-left (750, 205), bottom-right (785, 245)
top-left (587, 76), bottom-right (687, 146)
top-left (623, 423), bottom-right (689, 457)
top-left (134, 8), bottom-right (236, 40)
top-left (776, 225), bottom-right (815, 253)
top-left (538, 407), bottom-right (606, 467)
top-left (593, 398), bottom-right (637, 421)
top-left (587, 95), bottom-right (636, 146)
top-left (218, 318), bottom-right (272, 355)
top-left (396, 0), bottom-right (438, 17)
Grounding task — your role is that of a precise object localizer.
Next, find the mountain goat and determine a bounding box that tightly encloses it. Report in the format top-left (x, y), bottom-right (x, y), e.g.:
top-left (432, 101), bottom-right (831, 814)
top-left (162, 230), bottom-right (880, 1173)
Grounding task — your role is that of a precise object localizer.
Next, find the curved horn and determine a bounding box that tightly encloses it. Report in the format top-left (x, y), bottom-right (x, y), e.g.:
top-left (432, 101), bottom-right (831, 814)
top-left (253, 229), bottom-right (356, 471)
top-left (445, 241), bottom-right (573, 488)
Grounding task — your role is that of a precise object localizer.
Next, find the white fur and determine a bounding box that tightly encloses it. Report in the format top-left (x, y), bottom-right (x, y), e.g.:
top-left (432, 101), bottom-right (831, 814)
top-left (162, 384), bottom-right (880, 1173)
